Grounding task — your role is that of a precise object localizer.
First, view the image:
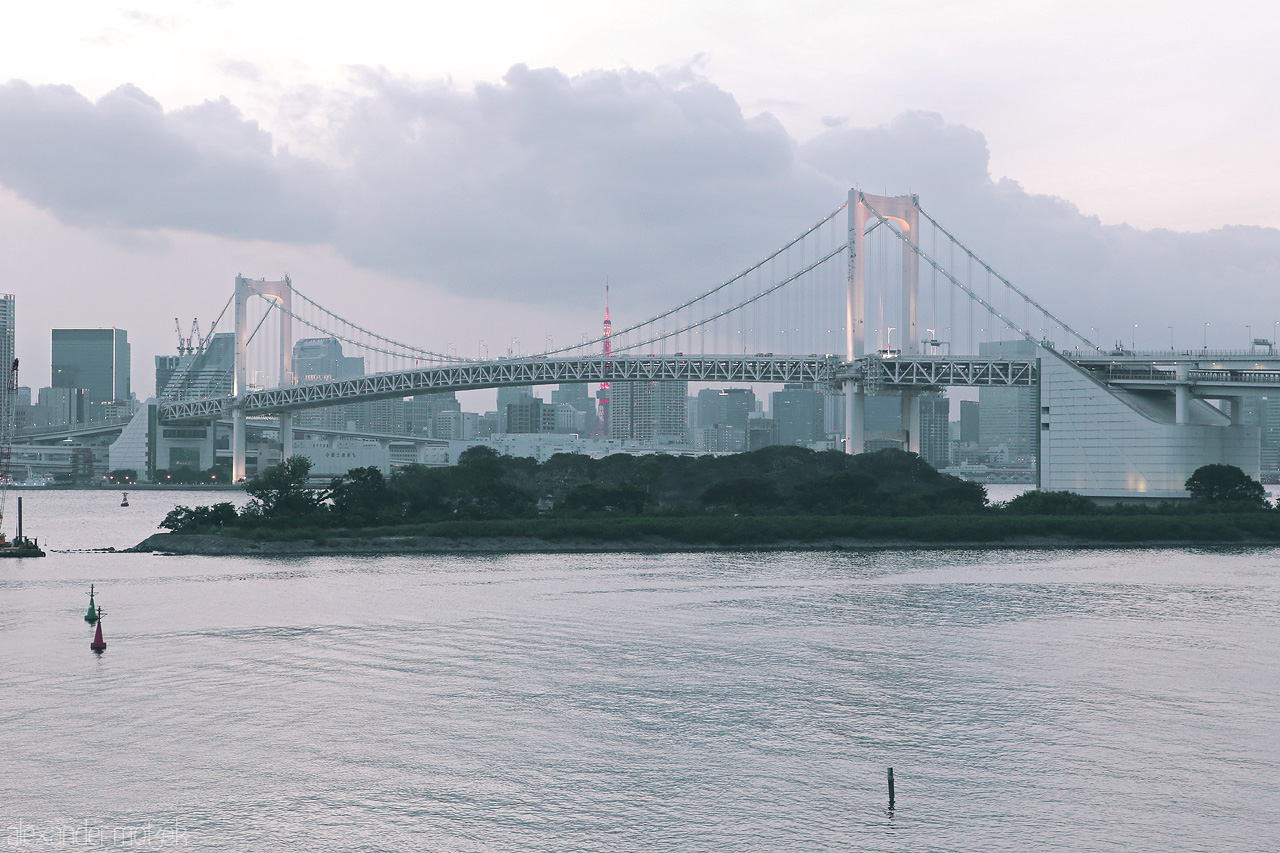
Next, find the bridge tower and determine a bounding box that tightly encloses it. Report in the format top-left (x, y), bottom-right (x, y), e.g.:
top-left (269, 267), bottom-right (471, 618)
top-left (845, 190), bottom-right (921, 455)
top-left (233, 276), bottom-right (293, 482)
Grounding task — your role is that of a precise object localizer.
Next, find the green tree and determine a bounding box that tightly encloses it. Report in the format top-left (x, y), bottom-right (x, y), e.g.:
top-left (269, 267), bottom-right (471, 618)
top-left (330, 466), bottom-right (399, 526)
top-left (791, 471), bottom-right (881, 514)
top-left (1184, 464), bottom-right (1268, 506)
top-left (159, 502), bottom-right (239, 532)
top-left (1004, 490), bottom-right (1097, 515)
top-left (245, 456), bottom-right (328, 520)
top-left (699, 477), bottom-right (785, 512)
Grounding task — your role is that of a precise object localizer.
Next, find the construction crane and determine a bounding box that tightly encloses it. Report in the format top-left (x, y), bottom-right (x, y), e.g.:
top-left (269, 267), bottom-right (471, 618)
top-left (174, 318), bottom-right (210, 356)
top-left (174, 318), bottom-right (192, 355)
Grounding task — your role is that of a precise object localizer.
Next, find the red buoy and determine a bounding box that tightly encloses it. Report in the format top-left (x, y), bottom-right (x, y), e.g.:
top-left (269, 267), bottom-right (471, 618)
top-left (90, 620), bottom-right (106, 653)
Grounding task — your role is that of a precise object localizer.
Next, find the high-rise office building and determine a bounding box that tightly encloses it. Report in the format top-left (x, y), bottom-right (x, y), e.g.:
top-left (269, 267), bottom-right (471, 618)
top-left (862, 396), bottom-right (902, 453)
top-left (959, 400), bottom-right (980, 443)
top-left (37, 386), bottom-right (87, 427)
top-left (1255, 398), bottom-right (1280, 480)
top-left (405, 392), bottom-right (460, 436)
top-left (0, 296), bottom-right (13, 432)
top-left (696, 388), bottom-right (754, 451)
top-left (978, 339), bottom-right (1039, 464)
top-left (293, 337), bottom-right (365, 383)
top-left (156, 333), bottom-right (235, 401)
top-left (506, 395), bottom-right (553, 434)
top-left (292, 337), bottom-right (365, 430)
top-left (772, 383), bottom-right (824, 446)
top-left (918, 393), bottom-right (951, 469)
top-left (52, 328), bottom-right (129, 420)
top-left (497, 386), bottom-right (535, 410)
top-left (610, 381), bottom-right (689, 443)
top-left (0, 295), bottom-right (13, 374)
top-left (552, 383), bottom-right (594, 414)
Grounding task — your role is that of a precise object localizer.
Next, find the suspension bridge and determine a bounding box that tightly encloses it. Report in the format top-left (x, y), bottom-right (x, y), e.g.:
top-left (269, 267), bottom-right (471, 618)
top-left (152, 189), bottom-right (1278, 498)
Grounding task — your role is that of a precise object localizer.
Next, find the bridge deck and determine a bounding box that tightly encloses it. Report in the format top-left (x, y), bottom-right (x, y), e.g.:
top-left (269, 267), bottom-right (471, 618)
top-left (159, 354), bottom-right (1063, 423)
top-left (160, 355), bottom-right (841, 422)
top-left (136, 351), bottom-right (1280, 426)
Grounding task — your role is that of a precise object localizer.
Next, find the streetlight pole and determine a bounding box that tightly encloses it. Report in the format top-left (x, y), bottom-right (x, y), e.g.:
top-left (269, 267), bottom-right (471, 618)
top-left (1204, 322), bottom-right (1210, 350)
top-left (1168, 326), bottom-right (1173, 351)
top-left (1132, 324), bottom-right (1137, 350)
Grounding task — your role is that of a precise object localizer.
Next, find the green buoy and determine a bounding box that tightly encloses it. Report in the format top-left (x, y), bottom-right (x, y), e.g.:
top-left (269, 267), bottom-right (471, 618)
top-left (85, 584), bottom-right (98, 625)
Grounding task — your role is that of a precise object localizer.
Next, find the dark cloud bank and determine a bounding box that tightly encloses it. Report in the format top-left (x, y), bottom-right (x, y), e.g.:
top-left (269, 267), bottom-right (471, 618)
top-left (0, 66), bottom-right (1276, 343)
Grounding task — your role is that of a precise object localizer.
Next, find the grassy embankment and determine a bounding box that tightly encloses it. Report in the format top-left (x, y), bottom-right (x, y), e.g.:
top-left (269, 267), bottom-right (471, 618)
top-left (185, 512), bottom-right (1280, 547)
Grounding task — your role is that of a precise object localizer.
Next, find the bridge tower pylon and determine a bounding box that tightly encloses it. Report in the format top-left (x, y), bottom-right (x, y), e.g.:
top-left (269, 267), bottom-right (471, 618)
top-left (845, 190), bottom-right (921, 455)
top-left (233, 275), bottom-right (293, 482)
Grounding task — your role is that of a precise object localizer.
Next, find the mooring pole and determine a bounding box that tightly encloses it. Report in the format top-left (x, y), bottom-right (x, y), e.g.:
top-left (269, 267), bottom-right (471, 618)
top-left (887, 767), bottom-right (895, 809)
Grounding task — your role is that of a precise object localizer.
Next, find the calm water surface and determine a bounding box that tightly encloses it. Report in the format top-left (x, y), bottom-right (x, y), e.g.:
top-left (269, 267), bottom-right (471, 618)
top-left (2, 490), bottom-right (1279, 851)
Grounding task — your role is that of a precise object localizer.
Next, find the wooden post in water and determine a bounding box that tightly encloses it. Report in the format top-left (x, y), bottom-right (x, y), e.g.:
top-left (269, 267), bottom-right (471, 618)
top-left (887, 767), bottom-right (895, 809)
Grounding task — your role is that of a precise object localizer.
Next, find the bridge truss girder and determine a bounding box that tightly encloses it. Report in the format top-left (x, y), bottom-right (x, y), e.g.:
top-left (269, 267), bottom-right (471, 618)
top-left (850, 357), bottom-right (1038, 388)
top-left (159, 355), bottom-right (842, 423)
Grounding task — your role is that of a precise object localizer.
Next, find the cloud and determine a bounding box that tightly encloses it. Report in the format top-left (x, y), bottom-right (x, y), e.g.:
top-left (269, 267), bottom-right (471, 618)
top-left (799, 112), bottom-right (1280, 345)
top-left (328, 64), bottom-right (836, 303)
top-left (0, 69), bottom-right (1276, 345)
top-left (0, 81), bottom-right (335, 243)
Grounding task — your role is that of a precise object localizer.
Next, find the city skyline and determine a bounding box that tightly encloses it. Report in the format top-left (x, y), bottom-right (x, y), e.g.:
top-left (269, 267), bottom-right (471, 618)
top-left (0, 4), bottom-right (1278, 402)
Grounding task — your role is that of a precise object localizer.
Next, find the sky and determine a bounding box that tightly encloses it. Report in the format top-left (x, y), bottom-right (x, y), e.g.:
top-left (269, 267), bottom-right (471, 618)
top-left (1, 0), bottom-right (1278, 400)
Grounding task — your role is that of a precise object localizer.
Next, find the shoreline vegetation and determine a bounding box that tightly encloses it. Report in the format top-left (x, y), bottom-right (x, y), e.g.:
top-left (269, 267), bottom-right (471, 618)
top-left (133, 447), bottom-right (1280, 554)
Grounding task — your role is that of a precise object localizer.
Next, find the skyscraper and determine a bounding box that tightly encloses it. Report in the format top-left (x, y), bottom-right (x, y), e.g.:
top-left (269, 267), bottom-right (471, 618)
top-left (918, 393), bottom-right (951, 469)
top-left (52, 328), bottom-right (130, 419)
top-left (292, 337), bottom-right (365, 430)
top-left (595, 288), bottom-right (612, 437)
top-left (552, 383), bottom-right (593, 414)
top-left (959, 400), bottom-right (980, 443)
top-left (610, 381), bottom-right (688, 443)
top-left (0, 295), bottom-right (13, 377)
top-left (696, 388), bottom-right (754, 451)
top-left (0, 296), bottom-right (13, 438)
top-left (772, 383), bottom-right (824, 446)
top-left (156, 333), bottom-right (234, 401)
top-left (978, 339), bottom-right (1039, 464)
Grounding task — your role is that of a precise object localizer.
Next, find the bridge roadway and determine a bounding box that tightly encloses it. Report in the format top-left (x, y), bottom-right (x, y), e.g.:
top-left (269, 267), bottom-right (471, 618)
top-left (156, 351), bottom-right (1280, 425)
top-left (160, 354), bottom-right (843, 422)
top-left (159, 353), bottom-right (1046, 424)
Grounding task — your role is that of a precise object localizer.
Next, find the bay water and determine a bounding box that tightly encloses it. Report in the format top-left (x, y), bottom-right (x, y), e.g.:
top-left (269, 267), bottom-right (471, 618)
top-left (2, 490), bottom-right (1278, 850)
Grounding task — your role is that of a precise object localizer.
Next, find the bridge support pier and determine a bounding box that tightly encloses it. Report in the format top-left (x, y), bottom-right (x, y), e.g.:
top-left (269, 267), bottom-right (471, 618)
top-left (844, 381), bottom-right (865, 454)
top-left (280, 411), bottom-right (293, 460)
top-left (901, 390), bottom-right (921, 455)
top-left (232, 408), bottom-right (246, 483)
top-left (1175, 365), bottom-right (1190, 424)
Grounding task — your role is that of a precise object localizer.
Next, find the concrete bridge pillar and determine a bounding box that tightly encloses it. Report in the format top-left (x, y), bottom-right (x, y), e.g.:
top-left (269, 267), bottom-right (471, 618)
top-left (844, 380), bottom-right (865, 454)
top-left (232, 408), bottom-right (246, 482)
top-left (280, 411), bottom-right (293, 460)
top-left (901, 390), bottom-right (921, 454)
top-left (1174, 365), bottom-right (1190, 424)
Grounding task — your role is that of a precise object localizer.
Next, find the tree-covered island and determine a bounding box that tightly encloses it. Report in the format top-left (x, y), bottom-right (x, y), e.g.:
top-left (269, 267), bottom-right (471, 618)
top-left (138, 447), bottom-right (1280, 553)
